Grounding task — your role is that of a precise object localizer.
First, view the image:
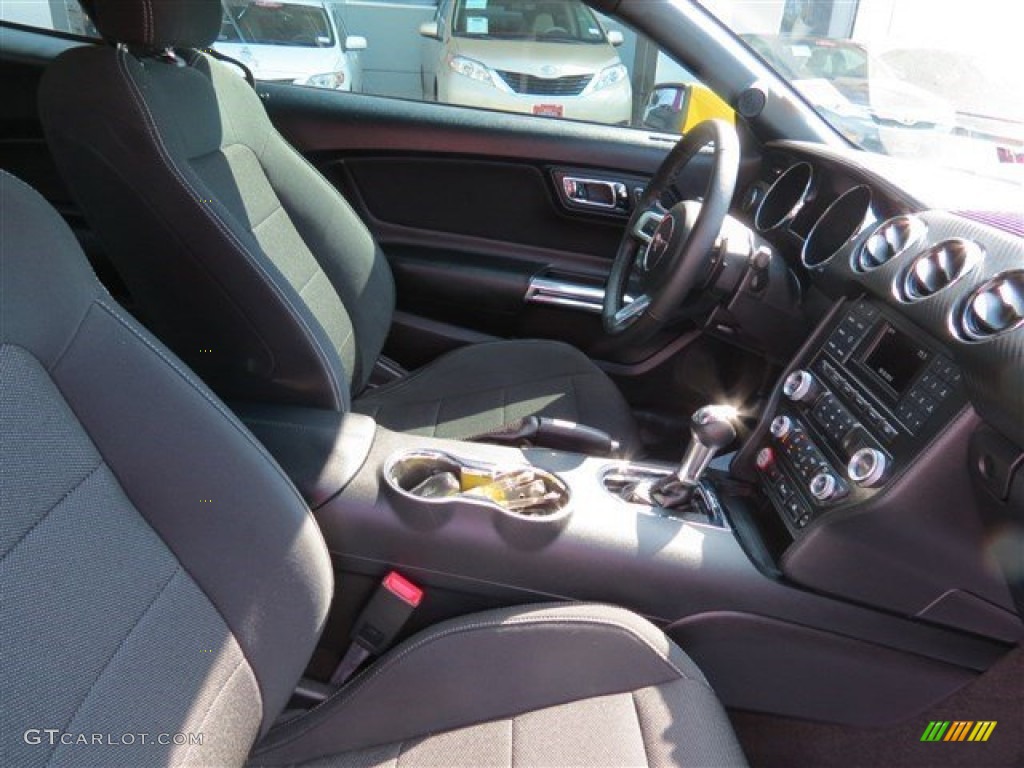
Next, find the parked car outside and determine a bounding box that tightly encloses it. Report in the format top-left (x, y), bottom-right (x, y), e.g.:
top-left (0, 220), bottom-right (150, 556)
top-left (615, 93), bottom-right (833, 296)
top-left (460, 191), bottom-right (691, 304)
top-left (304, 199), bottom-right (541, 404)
top-left (215, 0), bottom-right (367, 92)
top-left (741, 33), bottom-right (955, 158)
top-left (419, 0), bottom-right (631, 125)
top-left (641, 82), bottom-right (734, 134)
top-left (880, 47), bottom-right (1024, 172)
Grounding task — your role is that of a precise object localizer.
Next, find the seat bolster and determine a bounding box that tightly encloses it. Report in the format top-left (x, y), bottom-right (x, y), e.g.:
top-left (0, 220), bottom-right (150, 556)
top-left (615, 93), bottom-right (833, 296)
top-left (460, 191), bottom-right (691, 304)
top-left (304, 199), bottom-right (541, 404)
top-left (251, 603), bottom-right (712, 765)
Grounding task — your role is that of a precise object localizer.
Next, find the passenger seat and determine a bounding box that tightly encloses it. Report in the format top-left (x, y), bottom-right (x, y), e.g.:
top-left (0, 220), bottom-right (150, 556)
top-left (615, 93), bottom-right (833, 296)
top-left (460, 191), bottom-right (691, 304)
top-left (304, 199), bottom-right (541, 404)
top-left (0, 171), bottom-right (747, 766)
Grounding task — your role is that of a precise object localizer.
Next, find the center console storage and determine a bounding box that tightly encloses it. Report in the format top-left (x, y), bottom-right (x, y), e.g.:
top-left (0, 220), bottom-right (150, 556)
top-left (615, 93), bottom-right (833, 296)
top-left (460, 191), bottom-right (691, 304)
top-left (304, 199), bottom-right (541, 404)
top-left (384, 449), bottom-right (572, 546)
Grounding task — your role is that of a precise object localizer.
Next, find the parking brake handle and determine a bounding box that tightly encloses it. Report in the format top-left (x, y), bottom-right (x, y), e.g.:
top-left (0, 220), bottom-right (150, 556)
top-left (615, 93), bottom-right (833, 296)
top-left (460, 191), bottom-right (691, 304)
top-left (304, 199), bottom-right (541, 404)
top-left (473, 416), bottom-right (620, 457)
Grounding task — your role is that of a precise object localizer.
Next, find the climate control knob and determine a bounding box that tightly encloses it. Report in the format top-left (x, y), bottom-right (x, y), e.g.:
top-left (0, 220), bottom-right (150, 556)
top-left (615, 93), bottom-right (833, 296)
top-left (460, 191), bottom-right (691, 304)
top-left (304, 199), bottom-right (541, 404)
top-left (756, 446), bottom-right (776, 471)
top-left (848, 448), bottom-right (889, 488)
top-left (783, 370), bottom-right (820, 404)
top-left (770, 415), bottom-right (793, 440)
top-left (809, 471), bottom-right (839, 501)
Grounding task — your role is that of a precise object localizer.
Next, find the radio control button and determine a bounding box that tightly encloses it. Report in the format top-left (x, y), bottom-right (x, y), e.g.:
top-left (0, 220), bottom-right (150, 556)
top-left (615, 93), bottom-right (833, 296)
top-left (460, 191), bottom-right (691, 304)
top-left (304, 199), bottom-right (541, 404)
top-left (930, 357), bottom-right (961, 384)
top-left (810, 471), bottom-right (838, 501)
top-left (848, 448), bottom-right (889, 488)
top-left (784, 370), bottom-right (821, 403)
top-left (770, 415), bottom-right (794, 440)
top-left (784, 498), bottom-right (803, 522)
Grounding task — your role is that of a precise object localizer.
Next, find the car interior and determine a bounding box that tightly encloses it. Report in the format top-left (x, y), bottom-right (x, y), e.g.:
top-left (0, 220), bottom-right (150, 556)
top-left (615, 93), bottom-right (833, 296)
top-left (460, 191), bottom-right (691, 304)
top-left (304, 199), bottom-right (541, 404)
top-left (1, 0), bottom-right (1022, 766)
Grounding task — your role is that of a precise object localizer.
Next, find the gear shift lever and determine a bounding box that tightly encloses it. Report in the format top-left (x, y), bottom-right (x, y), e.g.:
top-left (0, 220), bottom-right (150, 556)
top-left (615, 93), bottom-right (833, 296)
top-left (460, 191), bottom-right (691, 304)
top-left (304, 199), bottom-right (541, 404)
top-left (675, 405), bottom-right (738, 492)
top-left (620, 404), bottom-right (737, 509)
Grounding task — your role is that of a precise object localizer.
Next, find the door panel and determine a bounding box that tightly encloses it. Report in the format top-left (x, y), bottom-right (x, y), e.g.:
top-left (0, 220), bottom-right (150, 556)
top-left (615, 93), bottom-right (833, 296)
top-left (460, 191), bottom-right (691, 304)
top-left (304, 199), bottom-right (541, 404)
top-left (263, 85), bottom-right (720, 362)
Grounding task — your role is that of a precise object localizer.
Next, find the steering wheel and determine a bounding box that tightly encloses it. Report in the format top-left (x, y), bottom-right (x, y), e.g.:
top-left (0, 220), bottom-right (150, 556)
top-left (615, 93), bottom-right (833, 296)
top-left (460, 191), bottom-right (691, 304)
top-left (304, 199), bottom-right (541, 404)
top-left (602, 119), bottom-right (740, 348)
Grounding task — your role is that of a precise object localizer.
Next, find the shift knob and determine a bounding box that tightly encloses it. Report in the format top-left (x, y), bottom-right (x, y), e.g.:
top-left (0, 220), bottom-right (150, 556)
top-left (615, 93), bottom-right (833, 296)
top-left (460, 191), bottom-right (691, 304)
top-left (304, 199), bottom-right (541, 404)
top-left (676, 405), bottom-right (738, 488)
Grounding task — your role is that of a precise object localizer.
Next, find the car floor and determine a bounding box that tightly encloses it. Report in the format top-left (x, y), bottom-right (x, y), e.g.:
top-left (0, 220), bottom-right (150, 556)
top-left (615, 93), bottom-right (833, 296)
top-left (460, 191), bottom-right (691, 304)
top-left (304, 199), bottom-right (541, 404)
top-left (729, 644), bottom-right (1023, 767)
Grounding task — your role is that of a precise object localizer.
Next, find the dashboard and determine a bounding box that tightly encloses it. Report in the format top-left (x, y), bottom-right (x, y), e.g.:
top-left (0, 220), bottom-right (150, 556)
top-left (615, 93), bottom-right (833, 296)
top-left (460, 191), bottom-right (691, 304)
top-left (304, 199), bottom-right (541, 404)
top-left (742, 141), bottom-right (1023, 452)
top-left (723, 142), bottom-right (1023, 638)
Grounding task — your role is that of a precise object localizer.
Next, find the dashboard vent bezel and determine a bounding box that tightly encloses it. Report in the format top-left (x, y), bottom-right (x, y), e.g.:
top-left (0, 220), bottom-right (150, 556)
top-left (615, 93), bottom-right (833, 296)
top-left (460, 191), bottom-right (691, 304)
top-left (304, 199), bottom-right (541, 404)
top-left (853, 215), bottom-right (926, 273)
top-left (895, 238), bottom-right (984, 303)
top-left (952, 270), bottom-right (1024, 343)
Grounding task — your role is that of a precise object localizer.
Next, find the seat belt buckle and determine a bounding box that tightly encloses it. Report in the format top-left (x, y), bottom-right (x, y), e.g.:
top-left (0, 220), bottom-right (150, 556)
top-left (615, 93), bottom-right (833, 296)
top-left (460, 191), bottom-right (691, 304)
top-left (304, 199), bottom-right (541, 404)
top-left (330, 571), bottom-right (423, 686)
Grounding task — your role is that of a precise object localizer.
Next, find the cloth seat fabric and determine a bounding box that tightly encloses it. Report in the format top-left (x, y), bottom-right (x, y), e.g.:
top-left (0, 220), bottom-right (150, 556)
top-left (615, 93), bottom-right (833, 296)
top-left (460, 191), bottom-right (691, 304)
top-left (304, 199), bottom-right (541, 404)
top-left (354, 339), bottom-right (641, 451)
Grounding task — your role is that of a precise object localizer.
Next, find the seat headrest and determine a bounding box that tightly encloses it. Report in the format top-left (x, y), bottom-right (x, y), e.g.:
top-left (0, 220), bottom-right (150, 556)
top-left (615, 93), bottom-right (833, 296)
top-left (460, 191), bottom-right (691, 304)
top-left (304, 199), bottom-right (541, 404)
top-left (86, 0), bottom-right (222, 49)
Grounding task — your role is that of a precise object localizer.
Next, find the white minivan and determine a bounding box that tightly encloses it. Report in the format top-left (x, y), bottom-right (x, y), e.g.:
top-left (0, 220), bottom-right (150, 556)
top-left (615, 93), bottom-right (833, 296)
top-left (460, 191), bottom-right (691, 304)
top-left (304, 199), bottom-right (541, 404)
top-left (215, 0), bottom-right (367, 92)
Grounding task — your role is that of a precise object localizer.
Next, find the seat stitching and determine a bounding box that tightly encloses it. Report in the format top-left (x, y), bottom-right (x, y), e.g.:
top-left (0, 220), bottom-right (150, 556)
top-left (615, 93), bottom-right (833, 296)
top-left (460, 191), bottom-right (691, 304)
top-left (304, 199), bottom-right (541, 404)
top-left (44, 566), bottom-right (183, 768)
top-left (0, 461), bottom-right (103, 564)
top-left (296, 266), bottom-right (326, 299)
top-left (113, 49), bottom-right (345, 409)
top-left (255, 612), bottom-right (697, 753)
top-left (499, 386), bottom-right (507, 430)
top-left (143, 0), bottom-right (152, 46)
top-left (176, 656), bottom-right (250, 767)
top-left (92, 299), bottom-right (309, 507)
top-left (430, 399), bottom-right (443, 438)
top-left (509, 714), bottom-right (516, 768)
top-left (249, 199), bottom-right (286, 234)
top-left (631, 690), bottom-right (653, 768)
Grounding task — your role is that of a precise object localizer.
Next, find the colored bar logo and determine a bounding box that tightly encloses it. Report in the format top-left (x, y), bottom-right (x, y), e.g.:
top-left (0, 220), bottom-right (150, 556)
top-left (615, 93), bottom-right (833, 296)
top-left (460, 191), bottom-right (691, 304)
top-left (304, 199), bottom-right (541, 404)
top-left (920, 721), bottom-right (997, 742)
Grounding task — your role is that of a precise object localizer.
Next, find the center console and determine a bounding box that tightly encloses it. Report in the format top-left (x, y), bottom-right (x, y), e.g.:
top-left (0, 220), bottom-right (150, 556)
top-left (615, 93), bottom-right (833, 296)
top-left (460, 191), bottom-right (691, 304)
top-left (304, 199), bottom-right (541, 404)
top-left (754, 298), bottom-right (968, 533)
top-left (236, 307), bottom-right (1021, 728)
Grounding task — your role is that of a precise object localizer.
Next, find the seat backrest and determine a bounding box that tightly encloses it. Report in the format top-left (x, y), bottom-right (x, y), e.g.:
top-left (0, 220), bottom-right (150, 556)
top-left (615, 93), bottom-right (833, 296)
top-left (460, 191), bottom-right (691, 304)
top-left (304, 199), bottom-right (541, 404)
top-left (39, 0), bottom-right (396, 412)
top-left (0, 170), bottom-right (333, 766)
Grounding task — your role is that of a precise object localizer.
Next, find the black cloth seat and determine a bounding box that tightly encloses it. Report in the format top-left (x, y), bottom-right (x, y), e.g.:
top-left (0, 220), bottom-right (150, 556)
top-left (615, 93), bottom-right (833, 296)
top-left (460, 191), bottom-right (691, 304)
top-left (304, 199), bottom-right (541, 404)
top-left (39, 0), bottom-right (640, 453)
top-left (0, 170), bottom-right (747, 766)
top-left (353, 339), bottom-right (638, 442)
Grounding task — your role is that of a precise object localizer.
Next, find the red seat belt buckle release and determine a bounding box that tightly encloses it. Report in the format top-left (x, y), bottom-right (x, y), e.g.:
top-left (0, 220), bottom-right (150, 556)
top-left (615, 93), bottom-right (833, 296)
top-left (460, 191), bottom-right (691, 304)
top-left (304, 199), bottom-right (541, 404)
top-left (329, 571), bottom-right (423, 686)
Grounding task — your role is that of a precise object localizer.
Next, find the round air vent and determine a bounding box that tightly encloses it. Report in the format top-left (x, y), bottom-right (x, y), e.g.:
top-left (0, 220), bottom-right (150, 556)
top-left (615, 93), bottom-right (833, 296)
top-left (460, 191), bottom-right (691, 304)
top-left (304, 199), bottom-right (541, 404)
top-left (898, 239), bottom-right (983, 302)
top-left (956, 270), bottom-right (1024, 341)
top-left (854, 215), bottom-right (925, 272)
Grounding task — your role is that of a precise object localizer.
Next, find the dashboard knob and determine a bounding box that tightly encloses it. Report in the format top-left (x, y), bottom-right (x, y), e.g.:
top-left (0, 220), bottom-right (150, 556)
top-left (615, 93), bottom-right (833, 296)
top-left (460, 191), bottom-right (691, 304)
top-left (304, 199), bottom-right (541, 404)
top-left (809, 471), bottom-right (839, 501)
top-left (756, 446), bottom-right (775, 471)
top-left (783, 370), bottom-right (820, 404)
top-left (848, 448), bottom-right (889, 488)
top-left (770, 415), bottom-right (793, 440)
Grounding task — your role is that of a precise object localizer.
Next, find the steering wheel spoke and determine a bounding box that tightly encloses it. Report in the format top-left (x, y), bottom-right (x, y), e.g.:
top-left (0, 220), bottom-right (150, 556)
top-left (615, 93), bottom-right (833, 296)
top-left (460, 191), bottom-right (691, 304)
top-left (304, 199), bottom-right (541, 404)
top-left (632, 207), bottom-right (667, 245)
top-left (612, 294), bottom-right (651, 330)
top-left (601, 120), bottom-right (740, 348)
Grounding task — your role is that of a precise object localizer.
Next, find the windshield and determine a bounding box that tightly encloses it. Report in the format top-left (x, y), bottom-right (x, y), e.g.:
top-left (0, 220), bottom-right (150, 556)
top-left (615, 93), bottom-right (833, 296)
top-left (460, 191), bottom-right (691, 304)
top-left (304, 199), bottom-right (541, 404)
top-left (452, 0), bottom-right (607, 43)
top-left (700, 0), bottom-right (1024, 182)
top-left (220, 1), bottom-right (334, 48)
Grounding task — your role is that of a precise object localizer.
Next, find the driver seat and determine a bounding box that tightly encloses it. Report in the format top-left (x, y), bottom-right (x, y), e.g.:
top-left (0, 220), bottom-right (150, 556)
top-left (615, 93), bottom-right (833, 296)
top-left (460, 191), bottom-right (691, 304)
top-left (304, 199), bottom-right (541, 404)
top-left (39, 0), bottom-right (641, 452)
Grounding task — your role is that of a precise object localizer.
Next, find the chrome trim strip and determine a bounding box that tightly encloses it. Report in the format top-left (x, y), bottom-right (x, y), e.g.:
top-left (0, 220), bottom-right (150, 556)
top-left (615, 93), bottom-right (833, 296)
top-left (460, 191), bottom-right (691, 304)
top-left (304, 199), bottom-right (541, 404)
top-left (526, 276), bottom-right (605, 314)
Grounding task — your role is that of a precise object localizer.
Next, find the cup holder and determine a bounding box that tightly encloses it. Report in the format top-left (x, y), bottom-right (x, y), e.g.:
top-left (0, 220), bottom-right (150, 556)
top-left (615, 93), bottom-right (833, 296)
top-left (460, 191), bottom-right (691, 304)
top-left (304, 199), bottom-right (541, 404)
top-left (383, 450), bottom-right (571, 544)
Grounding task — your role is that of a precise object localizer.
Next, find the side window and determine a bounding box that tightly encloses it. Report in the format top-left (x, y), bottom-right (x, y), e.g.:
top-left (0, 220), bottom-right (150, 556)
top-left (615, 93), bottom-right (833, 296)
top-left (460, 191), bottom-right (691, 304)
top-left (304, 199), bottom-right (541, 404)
top-left (344, 0), bottom-right (731, 132)
top-left (1, 0), bottom-right (733, 133)
top-left (0, 0), bottom-right (98, 38)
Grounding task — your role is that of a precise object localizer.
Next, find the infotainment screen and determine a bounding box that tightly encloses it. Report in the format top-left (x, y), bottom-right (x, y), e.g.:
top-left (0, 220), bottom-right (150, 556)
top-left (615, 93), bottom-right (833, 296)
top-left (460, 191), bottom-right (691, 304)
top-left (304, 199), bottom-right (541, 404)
top-left (862, 324), bottom-right (929, 396)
